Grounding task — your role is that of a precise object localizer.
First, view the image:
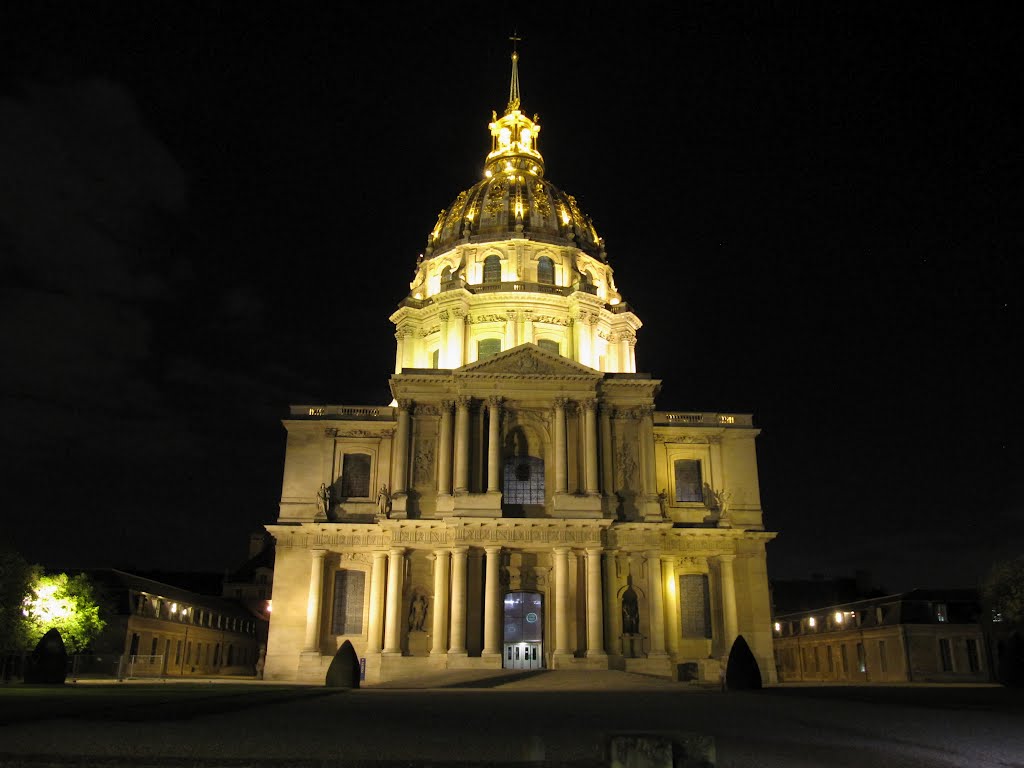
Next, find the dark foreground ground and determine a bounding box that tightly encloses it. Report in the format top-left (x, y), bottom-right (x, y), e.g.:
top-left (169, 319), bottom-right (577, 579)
top-left (1, 671), bottom-right (1022, 768)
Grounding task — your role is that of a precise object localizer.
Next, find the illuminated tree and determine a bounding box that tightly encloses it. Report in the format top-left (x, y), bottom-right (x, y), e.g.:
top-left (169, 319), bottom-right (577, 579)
top-left (21, 572), bottom-right (106, 654)
top-left (0, 549), bottom-right (37, 653)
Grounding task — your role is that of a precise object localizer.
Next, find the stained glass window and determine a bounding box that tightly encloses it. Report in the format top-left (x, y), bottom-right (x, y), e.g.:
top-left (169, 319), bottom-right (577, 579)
top-left (678, 574), bottom-right (712, 638)
top-left (331, 570), bottom-right (365, 635)
top-left (503, 456), bottom-right (544, 504)
top-left (537, 256), bottom-right (554, 284)
top-left (483, 254), bottom-right (501, 283)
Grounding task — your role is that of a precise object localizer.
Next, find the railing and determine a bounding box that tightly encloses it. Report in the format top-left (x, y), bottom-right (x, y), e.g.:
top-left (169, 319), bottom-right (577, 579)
top-left (659, 412), bottom-right (752, 427)
top-left (291, 405), bottom-right (393, 419)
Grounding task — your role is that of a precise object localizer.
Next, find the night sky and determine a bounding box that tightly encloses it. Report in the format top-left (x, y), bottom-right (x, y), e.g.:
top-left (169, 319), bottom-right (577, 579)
top-left (2, 3), bottom-right (1019, 592)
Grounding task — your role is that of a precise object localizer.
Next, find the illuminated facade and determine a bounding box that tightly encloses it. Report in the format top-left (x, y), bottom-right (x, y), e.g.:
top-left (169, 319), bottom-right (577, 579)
top-left (264, 52), bottom-right (777, 684)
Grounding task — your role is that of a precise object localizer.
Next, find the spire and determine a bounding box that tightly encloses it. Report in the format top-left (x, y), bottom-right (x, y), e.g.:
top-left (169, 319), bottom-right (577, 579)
top-left (506, 34), bottom-right (521, 114)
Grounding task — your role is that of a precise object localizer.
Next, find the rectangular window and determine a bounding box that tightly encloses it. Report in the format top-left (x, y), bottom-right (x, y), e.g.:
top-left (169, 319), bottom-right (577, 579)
top-left (129, 633), bottom-right (140, 656)
top-left (678, 574), bottom-right (712, 638)
top-left (150, 637), bottom-right (158, 657)
top-left (340, 453), bottom-right (372, 498)
top-left (331, 569), bottom-right (366, 635)
top-left (934, 603), bottom-right (948, 622)
top-left (673, 459), bottom-right (703, 502)
top-left (826, 645), bottom-right (834, 674)
top-left (813, 646), bottom-right (820, 673)
top-left (840, 645), bottom-right (849, 674)
top-left (432, 349), bottom-right (440, 368)
top-left (856, 642), bottom-right (866, 674)
top-left (939, 638), bottom-right (953, 672)
top-left (537, 339), bottom-right (560, 356)
top-left (175, 640), bottom-right (182, 665)
top-left (478, 338), bottom-right (502, 360)
top-left (879, 640), bottom-right (888, 674)
top-left (966, 638), bottom-right (980, 672)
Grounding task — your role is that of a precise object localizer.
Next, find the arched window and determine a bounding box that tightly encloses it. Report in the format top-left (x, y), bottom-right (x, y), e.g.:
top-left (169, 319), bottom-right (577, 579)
top-left (478, 338), bottom-right (501, 360)
top-left (483, 254), bottom-right (501, 283)
top-left (537, 339), bottom-right (560, 356)
top-left (579, 269), bottom-right (594, 293)
top-left (440, 265), bottom-right (452, 283)
top-left (431, 349), bottom-right (440, 369)
top-left (536, 256), bottom-right (554, 285)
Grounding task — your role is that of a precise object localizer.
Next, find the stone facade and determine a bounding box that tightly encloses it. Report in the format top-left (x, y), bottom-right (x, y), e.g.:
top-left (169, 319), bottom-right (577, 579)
top-left (264, 53), bottom-right (777, 685)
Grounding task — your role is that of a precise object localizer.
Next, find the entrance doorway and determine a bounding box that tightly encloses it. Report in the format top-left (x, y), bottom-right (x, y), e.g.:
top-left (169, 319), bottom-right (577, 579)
top-left (503, 591), bottom-right (543, 670)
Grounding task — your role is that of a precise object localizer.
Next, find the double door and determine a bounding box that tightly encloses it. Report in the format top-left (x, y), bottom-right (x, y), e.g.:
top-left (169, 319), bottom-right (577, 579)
top-left (504, 641), bottom-right (542, 670)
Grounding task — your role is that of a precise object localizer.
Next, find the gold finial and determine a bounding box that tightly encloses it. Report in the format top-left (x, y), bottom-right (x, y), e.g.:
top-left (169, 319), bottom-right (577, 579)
top-left (506, 33), bottom-right (522, 113)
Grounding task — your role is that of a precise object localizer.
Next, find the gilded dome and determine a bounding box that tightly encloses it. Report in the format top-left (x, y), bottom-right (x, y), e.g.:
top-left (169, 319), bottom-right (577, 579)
top-left (425, 50), bottom-right (605, 261)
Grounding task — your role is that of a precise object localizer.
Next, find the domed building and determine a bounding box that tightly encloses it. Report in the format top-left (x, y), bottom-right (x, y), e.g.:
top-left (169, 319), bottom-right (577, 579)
top-left (265, 51), bottom-right (777, 684)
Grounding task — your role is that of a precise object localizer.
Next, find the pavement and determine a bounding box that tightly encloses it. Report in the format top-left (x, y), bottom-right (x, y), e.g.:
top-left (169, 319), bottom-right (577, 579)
top-left (1, 671), bottom-right (1023, 767)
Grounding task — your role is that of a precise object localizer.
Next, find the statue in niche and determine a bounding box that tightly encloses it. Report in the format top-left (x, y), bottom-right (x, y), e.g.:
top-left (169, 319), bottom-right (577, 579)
top-left (616, 442), bottom-right (637, 488)
top-left (408, 593), bottom-right (428, 632)
top-left (658, 488), bottom-right (669, 519)
top-left (621, 576), bottom-right (640, 635)
top-left (703, 483), bottom-right (733, 524)
top-left (316, 483), bottom-right (332, 519)
top-left (413, 444), bottom-right (434, 487)
top-left (376, 484), bottom-right (392, 520)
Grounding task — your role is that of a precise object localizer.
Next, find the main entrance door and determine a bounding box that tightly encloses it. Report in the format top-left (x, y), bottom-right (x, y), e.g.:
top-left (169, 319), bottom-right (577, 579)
top-left (503, 591), bottom-right (543, 670)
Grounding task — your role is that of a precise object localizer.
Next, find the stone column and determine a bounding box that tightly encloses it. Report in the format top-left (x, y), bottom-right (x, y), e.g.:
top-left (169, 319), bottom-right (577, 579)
top-left (552, 546), bottom-right (571, 659)
top-left (302, 549), bottom-right (327, 653)
top-left (453, 396), bottom-right (471, 493)
top-left (604, 550), bottom-right (622, 656)
top-left (482, 546), bottom-right (503, 657)
top-left (523, 310), bottom-right (534, 344)
top-left (366, 551), bottom-right (388, 654)
top-left (430, 549), bottom-right (450, 656)
top-left (588, 316), bottom-right (599, 368)
top-left (585, 548), bottom-right (606, 657)
top-left (645, 550), bottom-right (668, 657)
top-left (628, 336), bottom-right (637, 373)
top-left (391, 400), bottom-right (412, 495)
top-left (451, 309), bottom-right (467, 368)
top-left (576, 312), bottom-right (592, 367)
top-left (600, 405), bottom-right (614, 496)
top-left (448, 546), bottom-right (469, 655)
top-left (382, 547), bottom-right (405, 655)
top-left (394, 331), bottom-right (405, 374)
top-left (438, 310), bottom-right (450, 368)
top-left (663, 557), bottom-right (680, 657)
top-left (553, 398), bottom-right (568, 494)
top-left (583, 399), bottom-right (599, 495)
top-left (719, 554), bottom-right (739, 651)
top-left (437, 400), bottom-right (453, 497)
top-left (618, 334), bottom-right (631, 374)
top-left (486, 396), bottom-right (502, 494)
top-left (504, 312), bottom-right (515, 350)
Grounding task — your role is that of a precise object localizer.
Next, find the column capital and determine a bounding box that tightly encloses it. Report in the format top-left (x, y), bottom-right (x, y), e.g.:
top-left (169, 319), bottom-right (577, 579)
top-left (486, 395), bottom-right (503, 409)
top-left (371, 550), bottom-right (389, 561)
top-left (585, 546), bottom-right (604, 556)
top-left (484, 545), bottom-right (503, 555)
top-left (433, 547), bottom-right (452, 557)
top-left (643, 549), bottom-right (662, 560)
top-left (310, 548), bottom-right (327, 560)
top-left (396, 398), bottom-right (414, 412)
top-left (439, 399), bottom-right (455, 411)
top-left (581, 398), bottom-right (596, 411)
top-left (451, 545), bottom-right (469, 555)
top-left (718, 553), bottom-right (736, 563)
top-left (551, 545), bottom-right (571, 555)
top-left (553, 396), bottom-right (569, 409)
top-left (438, 309), bottom-right (450, 321)
top-left (455, 395), bottom-right (472, 408)
top-left (389, 546), bottom-right (406, 557)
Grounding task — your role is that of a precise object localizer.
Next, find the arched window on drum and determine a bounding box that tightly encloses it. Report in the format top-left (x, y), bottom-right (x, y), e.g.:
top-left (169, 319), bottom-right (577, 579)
top-left (483, 255), bottom-right (501, 283)
top-left (536, 256), bottom-right (554, 285)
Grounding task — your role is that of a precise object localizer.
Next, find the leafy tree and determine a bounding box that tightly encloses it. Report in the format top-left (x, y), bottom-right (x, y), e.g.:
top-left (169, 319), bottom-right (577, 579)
top-left (983, 558), bottom-right (1024, 625)
top-left (0, 549), bottom-right (37, 653)
top-left (21, 572), bottom-right (106, 654)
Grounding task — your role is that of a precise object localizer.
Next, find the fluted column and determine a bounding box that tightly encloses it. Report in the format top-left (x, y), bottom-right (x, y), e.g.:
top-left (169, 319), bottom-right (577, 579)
top-left (553, 398), bottom-right (568, 493)
top-left (482, 546), bottom-right (503, 656)
top-left (628, 336), bottom-right (637, 373)
top-left (646, 550), bottom-right (668, 657)
top-left (600, 405), bottom-right (614, 496)
top-left (302, 549), bottom-right (327, 653)
top-left (552, 546), bottom-right (571, 658)
top-left (366, 550), bottom-right (388, 653)
top-left (604, 550), bottom-right (622, 656)
top-left (453, 396), bottom-right (471, 493)
top-left (392, 400), bottom-right (412, 495)
top-left (451, 309), bottom-right (466, 368)
top-left (583, 399), bottom-right (599, 495)
top-left (486, 396), bottom-right (502, 494)
top-left (523, 310), bottom-right (534, 344)
top-left (394, 331), bottom-right (405, 374)
top-left (382, 547), bottom-right (405, 655)
top-left (438, 310), bottom-right (450, 368)
top-left (437, 400), bottom-right (453, 497)
top-left (430, 549), bottom-right (450, 656)
top-left (448, 546), bottom-right (469, 655)
top-left (663, 557), bottom-right (680, 657)
top-left (618, 334), bottom-right (631, 373)
top-left (585, 548), bottom-right (606, 657)
top-left (720, 554), bottom-right (739, 652)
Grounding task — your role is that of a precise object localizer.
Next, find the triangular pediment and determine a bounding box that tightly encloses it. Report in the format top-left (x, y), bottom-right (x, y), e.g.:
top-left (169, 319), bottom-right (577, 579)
top-left (456, 343), bottom-right (602, 377)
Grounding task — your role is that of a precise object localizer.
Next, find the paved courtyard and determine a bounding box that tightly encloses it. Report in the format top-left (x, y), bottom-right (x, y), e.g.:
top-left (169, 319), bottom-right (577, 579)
top-left (1, 671), bottom-right (1022, 767)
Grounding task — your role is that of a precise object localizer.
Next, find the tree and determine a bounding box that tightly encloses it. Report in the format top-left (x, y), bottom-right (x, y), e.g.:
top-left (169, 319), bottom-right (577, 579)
top-left (0, 549), bottom-right (37, 653)
top-left (21, 572), bottom-right (106, 654)
top-left (983, 558), bottom-right (1024, 625)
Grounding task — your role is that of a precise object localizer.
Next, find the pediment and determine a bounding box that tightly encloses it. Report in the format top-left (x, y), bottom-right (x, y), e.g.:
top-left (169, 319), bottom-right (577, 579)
top-left (456, 343), bottom-right (601, 377)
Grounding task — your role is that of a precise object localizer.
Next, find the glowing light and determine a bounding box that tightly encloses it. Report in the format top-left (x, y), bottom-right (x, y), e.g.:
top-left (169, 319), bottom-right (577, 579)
top-left (808, 616), bottom-right (817, 627)
top-left (505, 162), bottom-right (513, 172)
top-left (266, 600), bottom-right (273, 613)
top-left (609, 297), bottom-right (620, 306)
top-left (485, 169), bottom-right (493, 178)
top-left (499, 127), bottom-right (511, 147)
top-left (773, 622), bottom-right (781, 632)
top-left (559, 206), bottom-right (571, 226)
top-left (171, 603), bottom-right (178, 613)
top-left (24, 584), bottom-right (74, 624)
top-left (520, 128), bottom-right (532, 150)
top-left (413, 292), bottom-right (422, 300)
top-left (834, 611), bottom-right (844, 624)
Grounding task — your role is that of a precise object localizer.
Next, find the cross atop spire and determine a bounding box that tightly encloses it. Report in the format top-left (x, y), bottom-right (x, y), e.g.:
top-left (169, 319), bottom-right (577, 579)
top-left (506, 34), bottom-right (522, 114)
